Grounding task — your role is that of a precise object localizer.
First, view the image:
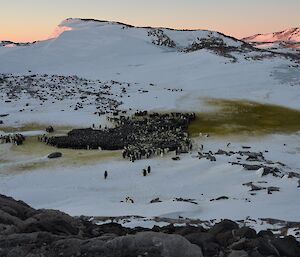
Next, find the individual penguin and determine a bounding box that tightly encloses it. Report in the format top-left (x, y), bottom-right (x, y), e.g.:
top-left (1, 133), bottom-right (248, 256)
top-left (143, 169), bottom-right (147, 177)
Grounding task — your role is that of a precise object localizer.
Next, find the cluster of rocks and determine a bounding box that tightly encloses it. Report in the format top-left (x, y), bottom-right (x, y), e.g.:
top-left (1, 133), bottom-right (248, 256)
top-left (46, 112), bottom-right (195, 161)
top-left (183, 37), bottom-right (251, 62)
top-left (0, 133), bottom-right (25, 145)
top-left (199, 148), bottom-right (286, 178)
top-left (1, 194), bottom-right (299, 257)
top-left (197, 146), bottom-right (300, 192)
top-left (148, 29), bottom-right (177, 48)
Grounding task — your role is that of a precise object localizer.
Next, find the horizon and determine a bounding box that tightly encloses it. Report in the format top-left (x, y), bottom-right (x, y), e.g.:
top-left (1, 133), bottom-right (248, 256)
top-left (1, 0), bottom-right (300, 42)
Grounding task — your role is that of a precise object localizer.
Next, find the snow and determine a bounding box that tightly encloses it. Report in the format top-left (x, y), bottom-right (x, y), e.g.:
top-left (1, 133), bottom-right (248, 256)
top-left (0, 18), bottom-right (300, 230)
top-left (243, 27), bottom-right (300, 43)
top-left (1, 134), bottom-right (300, 223)
top-left (243, 27), bottom-right (300, 53)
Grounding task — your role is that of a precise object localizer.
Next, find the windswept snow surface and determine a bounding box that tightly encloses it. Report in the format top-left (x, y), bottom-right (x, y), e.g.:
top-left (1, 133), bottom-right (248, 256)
top-left (0, 18), bottom-right (300, 229)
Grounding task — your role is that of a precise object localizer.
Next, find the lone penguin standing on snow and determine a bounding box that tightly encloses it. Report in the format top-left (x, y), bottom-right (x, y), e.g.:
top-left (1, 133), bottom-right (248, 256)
top-left (147, 165), bottom-right (151, 174)
top-left (104, 170), bottom-right (108, 180)
top-left (143, 169), bottom-right (147, 177)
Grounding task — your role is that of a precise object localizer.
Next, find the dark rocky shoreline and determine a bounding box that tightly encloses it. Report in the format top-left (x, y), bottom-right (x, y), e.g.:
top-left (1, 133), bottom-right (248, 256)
top-left (1, 194), bottom-right (299, 257)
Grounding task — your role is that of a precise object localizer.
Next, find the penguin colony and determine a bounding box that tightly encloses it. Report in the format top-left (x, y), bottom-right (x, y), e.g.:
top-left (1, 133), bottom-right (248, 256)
top-left (45, 112), bottom-right (195, 161)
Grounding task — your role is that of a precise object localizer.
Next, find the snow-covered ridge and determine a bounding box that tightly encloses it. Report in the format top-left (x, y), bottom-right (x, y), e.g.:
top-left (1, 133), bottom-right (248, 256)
top-left (0, 17), bottom-right (271, 77)
top-left (243, 27), bottom-right (300, 43)
top-left (243, 27), bottom-right (300, 52)
top-left (0, 40), bottom-right (34, 48)
top-left (51, 17), bottom-right (246, 50)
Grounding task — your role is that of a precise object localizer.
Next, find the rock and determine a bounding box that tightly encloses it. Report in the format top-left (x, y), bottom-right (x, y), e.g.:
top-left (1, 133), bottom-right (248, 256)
top-left (230, 238), bottom-right (247, 250)
top-left (0, 120), bottom-right (3, 124)
top-left (267, 186), bottom-right (280, 194)
top-left (96, 222), bottom-right (128, 236)
top-left (174, 225), bottom-right (206, 236)
top-left (288, 172), bottom-right (300, 179)
top-left (235, 226), bottom-right (257, 239)
top-left (185, 232), bottom-right (219, 256)
top-left (0, 194), bottom-right (36, 221)
top-left (209, 219), bottom-right (239, 236)
top-left (257, 230), bottom-right (274, 238)
top-left (242, 164), bottom-right (262, 171)
top-left (50, 238), bottom-right (84, 257)
top-left (272, 236), bottom-right (300, 257)
top-left (215, 149), bottom-right (230, 155)
top-left (150, 197), bottom-right (162, 203)
top-left (228, 250), bottom-right (249, 257)
top-left (105, 231), bottom-right (203, 257)
top-left (210, 196), bottom-right (229, 201)
top-left (0, 232), bottom-right (62, 249)
top-left (254, 238), bottom-right (280, 256)
top-left (156, 224), bottom-right (176, 234)
top-left (47, 152), bottom-right (62, 159)
top-left (21, 209), bottom-right (80, 236)
top-left (185, 232), bottom-right (215, 245)
top-left (215, 230), bottom-right (236, 247)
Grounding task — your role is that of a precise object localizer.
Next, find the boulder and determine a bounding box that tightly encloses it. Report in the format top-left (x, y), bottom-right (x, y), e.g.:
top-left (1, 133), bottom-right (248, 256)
top-left (272, 236), bottom-right (300, 257)
top-left (47, 152), bottom-right (62, 159)
top-left (21, 209), bottom-right (80, 236)
top-left (0, 194), bottom-right (36, 221)
top-left (257, 230), bottom-right (274, 238)
top-left (104, 232), bottom-right (203, 257)
top-left (228, 250), bottom-right (249, 257)
top-left (184, 232), bottom-right (219, 256)
top-left (235, 226), bottom-right (257, 239)
top-left (209, 219), bottom-right (239, 236)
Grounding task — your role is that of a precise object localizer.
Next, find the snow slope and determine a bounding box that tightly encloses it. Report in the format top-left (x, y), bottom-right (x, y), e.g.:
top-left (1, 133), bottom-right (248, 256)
top-left (243, 27), bottom-right (300, 43)
top-left (0, 18), bottom-right (300, 120)
top-left (243, 27), bottom-right (300, 52)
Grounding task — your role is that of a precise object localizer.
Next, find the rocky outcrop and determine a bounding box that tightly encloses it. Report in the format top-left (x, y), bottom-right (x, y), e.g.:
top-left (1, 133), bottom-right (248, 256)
top-left (0, 194), bottom-right (300, 257)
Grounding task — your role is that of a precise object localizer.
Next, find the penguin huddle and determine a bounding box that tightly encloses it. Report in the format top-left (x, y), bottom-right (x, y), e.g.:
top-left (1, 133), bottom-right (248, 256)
top-left (0, 133), bottom-right (25, 145)
top-left (45, 112), bottom-right (195, 162)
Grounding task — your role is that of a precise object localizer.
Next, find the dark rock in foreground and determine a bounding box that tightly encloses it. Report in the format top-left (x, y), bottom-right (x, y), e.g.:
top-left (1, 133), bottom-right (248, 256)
top-left (0, 194), bottom-right (299, 257)
top-left (47, 152), bottom-right (63, 159)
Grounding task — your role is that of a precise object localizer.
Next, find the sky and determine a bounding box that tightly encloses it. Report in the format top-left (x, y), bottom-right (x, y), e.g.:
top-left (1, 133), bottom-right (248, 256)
top-left (1, 0), bottom-right (300, 42)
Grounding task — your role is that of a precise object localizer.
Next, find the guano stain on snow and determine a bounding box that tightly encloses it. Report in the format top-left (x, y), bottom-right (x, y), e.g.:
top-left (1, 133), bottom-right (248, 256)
top-left (1, 136), bottom-right (120, 173)
top-left (188, 99), bottom-right (300, 136)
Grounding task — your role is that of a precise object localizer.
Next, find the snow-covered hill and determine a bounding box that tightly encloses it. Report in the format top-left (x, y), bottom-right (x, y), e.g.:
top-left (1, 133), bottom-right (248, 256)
top-left (1, 18), bottom-right (299, 111)
top-left (243, 27), bottom-right (300, 43)
top-left (243, 27), bottom-right (300, 52)
top-left (0, 17), bottom-right (254, 75)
